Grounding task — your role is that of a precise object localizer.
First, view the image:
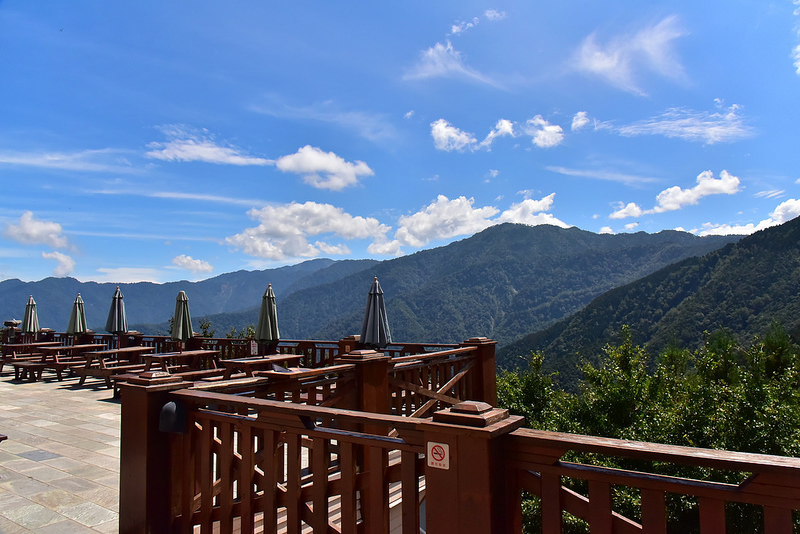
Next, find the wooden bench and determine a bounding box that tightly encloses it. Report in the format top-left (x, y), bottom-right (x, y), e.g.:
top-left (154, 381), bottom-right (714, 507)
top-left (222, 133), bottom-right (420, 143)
top-left (1, 352), bottom-right (42, 373)
top-left (74, 363), bottom-right (147, 388)
top-left (12, 361), bottom-right (47, 381)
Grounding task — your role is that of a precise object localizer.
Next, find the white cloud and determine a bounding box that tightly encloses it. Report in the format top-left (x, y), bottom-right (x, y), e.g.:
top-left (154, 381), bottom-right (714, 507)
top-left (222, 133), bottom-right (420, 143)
top-left (485, 9), bottom-right (506, 21)
top-left (431, 119), bottom-right (478, 151)
top-left (146, 125), bottom-right (272, 165)
top-left (385, 193), bottom-right (566, 253)
top-left (497, 194), bottom-right (570, 227)
top-left (617, 105), bottom-right (753, 144)
top-left (610, 170), bottom-right (741, 219)
top-left (42, 251), bottom-right (75, 277)
top-left (599, 226), bottom-right (614, 234)
top-left (275, 145), bottom-right (374, 190)
top-left (576, 15), bottom-right (687, 95)
top-left (524, 116), bottom-right (564, 148)
top-left (394, 195), bottom-right (499, 247)
top-left (226, 201), bottom-right (390, 260)
top-left (624, 222), bottom-right (640, 231)
top-left (172, 254), bottom-right (213, 273)
top-left (404, 41), bottom-right (498, 86)
top-left (609, 202), bottom-right (645, 220)
top-left (769, 198), bottom-right (800, 224)
top-left (653, 170), bottom-right (740, 213)
top-left (4, 211), bottom-right (68, 248)
top-left (571, 111), bottom-right (590, 131)
top-left (480, 119), bottom-right (515, 148)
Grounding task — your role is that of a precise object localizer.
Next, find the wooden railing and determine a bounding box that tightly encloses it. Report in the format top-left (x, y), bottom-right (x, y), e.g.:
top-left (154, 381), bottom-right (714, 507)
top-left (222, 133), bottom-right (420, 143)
top-left (118, 335), bottom-right (800, 533)
top-left (503, 429), bottom-right (800, 533)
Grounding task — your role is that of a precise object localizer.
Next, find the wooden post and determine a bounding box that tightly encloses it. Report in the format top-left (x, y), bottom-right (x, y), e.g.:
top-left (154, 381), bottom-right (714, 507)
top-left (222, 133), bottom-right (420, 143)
top-left (461, 337), bottom-right (498, 406)
top-left (336, 349), bottom-right (391, 417)
top-left (422, 400), bottom-right (524, 534)
top-left (118, 372), bottom-right (190, 534)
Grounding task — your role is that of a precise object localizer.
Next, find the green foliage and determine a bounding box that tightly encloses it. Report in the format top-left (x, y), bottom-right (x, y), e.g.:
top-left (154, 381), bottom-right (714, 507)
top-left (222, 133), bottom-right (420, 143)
top-left (226, 324), bottom-right (255, 339)
top-left (198, 319), bottom-right (215, 338)
top-left (498, 324), bottom-right (800, 532)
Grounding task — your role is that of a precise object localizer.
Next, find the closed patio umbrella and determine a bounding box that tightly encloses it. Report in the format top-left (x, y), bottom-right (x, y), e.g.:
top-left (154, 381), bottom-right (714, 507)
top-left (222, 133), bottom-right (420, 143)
top-left (21, 295), bottom-right (39, 340)
top-left (255, 283), bottom-right (280, 350)
top-left (66, 293), bottom-right (88, 336)
top-left (171, 290), bottom-right (193, 350)
top-left (360, 276), bottom-right (391, 349)
top-left (105, 286), bottom-right (128, 334)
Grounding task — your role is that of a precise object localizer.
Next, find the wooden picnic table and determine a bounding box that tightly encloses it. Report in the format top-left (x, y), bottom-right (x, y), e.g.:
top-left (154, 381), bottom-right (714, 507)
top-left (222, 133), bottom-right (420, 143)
top-left (142, 349), bottom-right (220, 373)
top-left (219, 354), bottom-right (305, 379)
top-left (73, 346), bottom-right (156, 388)
top-left (13, 343), bottom-right (108, 381)
top-left (1, 341), bottom-right (60, 356)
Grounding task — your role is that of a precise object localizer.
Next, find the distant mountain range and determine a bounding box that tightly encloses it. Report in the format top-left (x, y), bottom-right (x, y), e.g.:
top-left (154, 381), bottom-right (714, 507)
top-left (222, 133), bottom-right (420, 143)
top-left (0, 223), bottom-right (739, 350)
top-left (498, 216), bottom-right (800, 387)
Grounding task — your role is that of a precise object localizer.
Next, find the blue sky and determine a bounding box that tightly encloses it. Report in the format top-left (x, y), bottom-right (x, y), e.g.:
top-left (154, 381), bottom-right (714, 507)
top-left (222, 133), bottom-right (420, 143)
top-left (2, 1), bottom-right (800, 283)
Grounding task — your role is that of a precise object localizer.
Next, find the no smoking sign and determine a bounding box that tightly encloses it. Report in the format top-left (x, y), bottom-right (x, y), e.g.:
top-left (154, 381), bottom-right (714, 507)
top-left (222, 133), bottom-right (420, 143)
top-left (426, 441), bottom-right (450, 470)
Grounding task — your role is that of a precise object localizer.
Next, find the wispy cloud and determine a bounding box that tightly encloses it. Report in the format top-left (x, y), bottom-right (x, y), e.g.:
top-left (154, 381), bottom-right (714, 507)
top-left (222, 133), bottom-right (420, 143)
top-left (404, 41), bottom-right (499, 87)
top-left (146, 125), bottom-right (273, 165)
top-left (616, 104), bottom-right (754, 144)
top-left (252, 97), bottom-right (399, 143)
top-left (547, 166), bottom-right (658, 185)
top-left (575, 15), bottom-right (687, 95)
top-left (0, 148), bottom-right (136, 173)
top-left (94, 267), bottom-right (164, 283)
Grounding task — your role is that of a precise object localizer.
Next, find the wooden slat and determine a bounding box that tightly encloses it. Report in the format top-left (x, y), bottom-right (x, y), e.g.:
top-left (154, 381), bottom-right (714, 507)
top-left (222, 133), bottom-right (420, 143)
top-left (763, 505), bottom-right (794, 534)
top-left (286, 433), bottom-right (302, 534)
top-left (400, 450), bottom-right (419, 534)
top-left (199, 418), bottom-right (213, 533)
top-left (363, 446), bottom-right (388, 533)
top-left (312, 437), bottom-right (330, 531)
top-left (541, 473), bottom-right (561, 534)
top-left (218, 422), bottom-right (234, 534)
top-left (698, 497), bottom-right (726, 534)
top-left (589, 480), bottom-right (612, 534)
top-left (641, 489), bottom-right (666, 534)
top-left (339, 441), bottom-right (357, 534)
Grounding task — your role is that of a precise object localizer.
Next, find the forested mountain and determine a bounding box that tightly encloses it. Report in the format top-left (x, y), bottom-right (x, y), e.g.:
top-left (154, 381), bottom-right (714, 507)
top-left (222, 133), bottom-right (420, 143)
top-left (0, 224), bottom-right (738, 346)
top-left (206, 224), bottom-right (738, 345)
top-left (498, 216), bottom-right (800, 385)
top-left (0, 258), bottom-right (376, 331)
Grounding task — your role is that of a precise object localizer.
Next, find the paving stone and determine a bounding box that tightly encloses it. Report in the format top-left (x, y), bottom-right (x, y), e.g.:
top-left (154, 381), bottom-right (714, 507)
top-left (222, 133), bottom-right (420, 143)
top-left (0, 502), bottom-right (62, 529)
top-left (17, 450), bottom-right (62, 462)
top-left (56, 502), bottom-right (117, 527)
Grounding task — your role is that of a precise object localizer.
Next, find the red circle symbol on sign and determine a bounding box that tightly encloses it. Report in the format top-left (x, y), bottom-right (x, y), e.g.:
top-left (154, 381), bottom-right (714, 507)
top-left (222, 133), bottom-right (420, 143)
top-left (431, 445), bottom-right (446, 462)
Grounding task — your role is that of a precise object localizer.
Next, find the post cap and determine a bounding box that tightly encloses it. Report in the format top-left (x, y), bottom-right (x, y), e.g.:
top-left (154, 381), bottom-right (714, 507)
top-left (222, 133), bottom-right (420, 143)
top-left (433, 401), bottom-right (511, 428)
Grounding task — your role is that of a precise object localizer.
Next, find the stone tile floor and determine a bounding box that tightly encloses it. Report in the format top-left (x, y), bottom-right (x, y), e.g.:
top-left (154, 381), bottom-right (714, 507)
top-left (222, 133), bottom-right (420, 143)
top-left (0, 370), bottom-right (120, 533)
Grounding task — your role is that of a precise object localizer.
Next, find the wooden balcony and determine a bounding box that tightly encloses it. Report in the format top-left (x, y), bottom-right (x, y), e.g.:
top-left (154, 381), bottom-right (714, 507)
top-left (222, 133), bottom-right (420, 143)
top-left (113, 335), bottom-right (800, 533)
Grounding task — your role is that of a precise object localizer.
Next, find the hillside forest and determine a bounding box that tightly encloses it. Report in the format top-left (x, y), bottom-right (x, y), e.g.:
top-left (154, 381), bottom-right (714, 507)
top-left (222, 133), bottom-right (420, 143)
top-left (498, 324), bottom-right (800, 532)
